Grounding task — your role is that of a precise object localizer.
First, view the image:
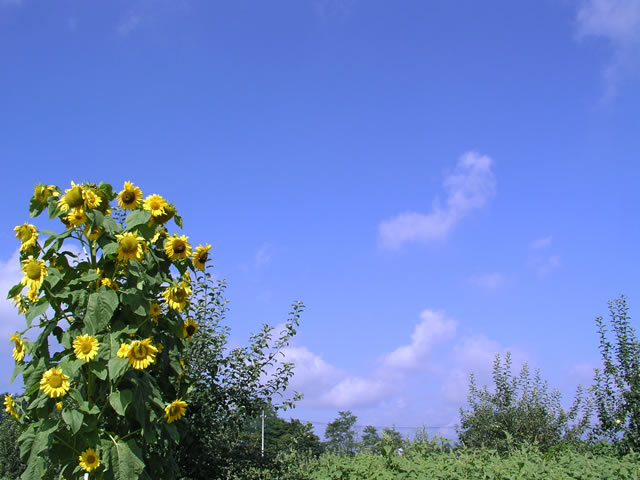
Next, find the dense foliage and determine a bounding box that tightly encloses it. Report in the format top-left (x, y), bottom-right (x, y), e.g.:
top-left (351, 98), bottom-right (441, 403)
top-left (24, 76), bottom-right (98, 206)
top-left (457, 352), bottom-right (592, 452)
top-left (175, 283), bottom-right (308, 479)
top-left (592, 295), bottom-right (640, 452)
top-left (6, 182), bottom-right (208, 479)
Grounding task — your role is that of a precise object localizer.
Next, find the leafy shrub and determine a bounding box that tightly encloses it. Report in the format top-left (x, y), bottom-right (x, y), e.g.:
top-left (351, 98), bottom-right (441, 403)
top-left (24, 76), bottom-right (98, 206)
top-left (592, 295), bottom-right (640, 453)
top-left (457, 352), bottom-right (591, 452)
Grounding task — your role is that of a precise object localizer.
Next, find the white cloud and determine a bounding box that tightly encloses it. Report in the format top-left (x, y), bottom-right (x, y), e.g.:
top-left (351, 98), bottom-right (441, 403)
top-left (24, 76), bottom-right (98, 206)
top-left (0, 249), bottom-right (25, 341)
top-left (577, 0), bottom-right (640, 100)
top-left (531, 254), bottom-right (561, 276)
top-left (381, 310), bottom-right (457, 370)
top-left (378, 151), bottom-right (496, 250)
top-left (530, 236), bottom-right (552, 249)
top-left (469, 272), bottom-right (505, 290)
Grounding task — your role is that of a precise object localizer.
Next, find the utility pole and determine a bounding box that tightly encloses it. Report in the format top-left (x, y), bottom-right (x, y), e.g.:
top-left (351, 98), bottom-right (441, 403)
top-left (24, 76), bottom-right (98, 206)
top-left (261, 410), bottom-right (265, 457)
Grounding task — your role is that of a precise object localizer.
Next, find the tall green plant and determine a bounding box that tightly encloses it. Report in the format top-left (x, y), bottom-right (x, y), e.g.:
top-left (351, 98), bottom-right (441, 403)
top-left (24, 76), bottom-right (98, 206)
top-left (592, 295), bottom-right (640, 452)
top-left (175, 285), bottom-right (305, 480)
top-left (458, 352), bottom-right (591, 452)
top-left (5, 181), bottom-right (210, 479)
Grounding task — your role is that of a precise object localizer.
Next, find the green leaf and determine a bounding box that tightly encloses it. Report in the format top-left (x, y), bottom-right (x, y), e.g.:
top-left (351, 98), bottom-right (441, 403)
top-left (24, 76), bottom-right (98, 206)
top-left (103, 217), bottom-right (123, 235)
top-left (29, 197), bottom-right (45, 218)
top-left (108, 357), bottom-right (129, 385)
top-left (85, 208), bottom-right (105, 228)
top-left (108, 439), bottom-right (146, 480)
top-left (121, 292), bottom-right (147, 316)
top-left (6, 282), bottom-right (23, 300)
top-left (80, 271), bottom-right (99, 282)
top-left (10, 362), bottom-right (24, 383)
top-left (102, 241), bottom-right (119, 257)
top-left (84, 288), bottom-right (119, 334)
top-left (90, 361), bottom-right (108, 380)
top-left (47, 195), bottom-right (63, 219)
top-left (25, 299), bottom-right (50, 327)
top-left (62, 409), bottom-right (84, 434)
top-left (109, 390), bottom-right (134, 416)
top-left (126, 210), bottom-right (151, 230)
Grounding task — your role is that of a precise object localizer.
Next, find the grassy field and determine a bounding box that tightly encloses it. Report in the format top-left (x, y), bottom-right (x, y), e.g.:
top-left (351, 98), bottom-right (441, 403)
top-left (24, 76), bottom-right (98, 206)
top-left (239, 446), bottom-right (640, 480)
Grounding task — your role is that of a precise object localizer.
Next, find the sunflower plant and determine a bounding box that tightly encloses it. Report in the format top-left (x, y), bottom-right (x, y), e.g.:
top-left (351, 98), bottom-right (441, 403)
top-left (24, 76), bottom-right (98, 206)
top-left (5, 181), bottom-right (214, 479)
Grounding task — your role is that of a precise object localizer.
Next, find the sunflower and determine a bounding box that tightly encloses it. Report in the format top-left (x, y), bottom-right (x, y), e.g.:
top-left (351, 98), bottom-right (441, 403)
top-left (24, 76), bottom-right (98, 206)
top-left (183, 318), bottom-right (198, 342)
top-left (122, 338), bottom-right (158, 370)
top-left (149, 303), bottom-right (161, 323)
top-left (26, 287), bottom-right (39, 302)
top-left (58, 182), bottom-right (84, 212)
top-left (151, 227), bottom-right (168, 244)
top-left (56, 402), bottom-right (63, 411)
top-left (10, 334), bottom-right (26, 362)
top-left (33, 184), bottom-right (58, 206)
top-left (73, 335), bottom-right (100, 362)
top-left (66, 207), bottom-right (87, 227)
top-left (162, 282), bottom-right (192, 312)
top-left (4, 394), bottom-right (18, 419)
top-left (164, 399), bottom-right (187, 424)
top-left (115, 232), bottom-right (145, 262)
top-left (150, 203), bottom-right (176, 225)
top-left (40, 367), bottom-right (70, 398)
top-left (117, 181), bottom-right (143, 210)
top-left (14, 223), bottom-right (38, 252)
top-left (178, 359), bottom-right (186, 379)
top-left (165, 234), bottom-right (192, 261)
top-left (101, 278), bottom-right (118, 290)
top-left (78, 448), bottom-right (100, 472)
top-left (21, 256), bottom-right (47, 291)
top-left (116, 343), bottom-right (130, 358)
top-left (192, 244), bottom-right (212, 271)
top-left (11, 295), bottom-right (28, 314)
top-left (83, 225), bottom-right (102, 241)
top-left (143, 194), bottom-right (168, 217)
top-left (82, 188), bottom-right (102, 209)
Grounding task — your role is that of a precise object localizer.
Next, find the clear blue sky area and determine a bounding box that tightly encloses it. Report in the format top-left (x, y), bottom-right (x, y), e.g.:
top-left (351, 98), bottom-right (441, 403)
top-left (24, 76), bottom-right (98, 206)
top-left (1, 0), bottom-right (639, 438)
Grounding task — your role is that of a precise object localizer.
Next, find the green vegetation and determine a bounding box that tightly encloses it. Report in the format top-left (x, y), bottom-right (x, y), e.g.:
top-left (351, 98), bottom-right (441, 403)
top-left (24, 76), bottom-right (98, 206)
top-left (3, 181), bottom-right (638, 478)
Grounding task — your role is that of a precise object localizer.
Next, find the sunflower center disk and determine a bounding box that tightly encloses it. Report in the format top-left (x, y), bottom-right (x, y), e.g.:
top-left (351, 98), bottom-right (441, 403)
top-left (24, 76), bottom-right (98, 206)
top-left (170, 406), bottom-right (180, 416)
top-left (132, 344), bottom-right (148, 360)
top-left (122, 191), bottom-right (135, 203)
top-left (81, 342), bottom-right (92, 354)
top-left (66, 187), bottom-right (84, 208)
top-left (173, 241), bottom-right (185, 254)
top-left (198, 252), bottom-right (208, 262)
top-left (186, 326), bottom-right (196, 336)
top-left (49, 375), bottom-right (63, 388)
top-left (120, 238), bottom-right (138, 254)
top-left (174, 290), bottom-right (186, 302)
top-left (26, 263), bottom-right (42, 280)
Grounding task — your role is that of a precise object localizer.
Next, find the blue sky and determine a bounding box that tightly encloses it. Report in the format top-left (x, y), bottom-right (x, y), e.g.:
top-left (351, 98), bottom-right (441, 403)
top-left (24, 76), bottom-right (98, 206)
top-left (1, 0), bottom-right (640, 439)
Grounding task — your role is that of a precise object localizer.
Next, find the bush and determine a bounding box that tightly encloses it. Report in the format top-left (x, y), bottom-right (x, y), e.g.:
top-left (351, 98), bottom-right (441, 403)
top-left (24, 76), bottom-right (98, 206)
top-left (457, 352), bottom-right (591, 452)
top-left (592, 295), bottom-right (640, 453)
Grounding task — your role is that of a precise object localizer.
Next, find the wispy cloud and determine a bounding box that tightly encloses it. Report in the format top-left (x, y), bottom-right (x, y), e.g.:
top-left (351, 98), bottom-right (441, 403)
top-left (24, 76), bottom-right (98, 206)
top-left (530, 236), bottom-right (552, 249)
top-left (378, 151), bottom-right (496, 250)
top-left (469, 272), bottom-right (506, 290)
top-left (254, 244), bottom-right (272, 268)
top-left (117, 13), bottom-right (142, 37)
top-left (380, 310), bottom-right (457, 370)
top-left (577, 0), bottom-right (640, 101)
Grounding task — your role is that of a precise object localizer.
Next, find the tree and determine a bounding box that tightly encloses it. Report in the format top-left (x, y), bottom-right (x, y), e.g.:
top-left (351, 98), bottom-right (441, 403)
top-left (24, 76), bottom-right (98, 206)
top-left (592, 295), bottom-right (640, 452)
top-left (360, 426), bottom-right (380, 453)
top-left (457, 352), bottom-right (591, 452)
top-left (0, 396), bottom-right (25, 480)
top-left (175, 277), bottom-right (305, 479)
top-left (380, 426), bottom-right (405, 453)
top-left (324, 411), bottom-right (358, 455)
